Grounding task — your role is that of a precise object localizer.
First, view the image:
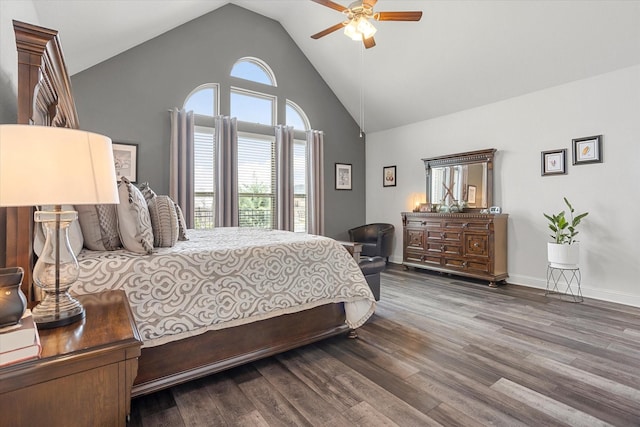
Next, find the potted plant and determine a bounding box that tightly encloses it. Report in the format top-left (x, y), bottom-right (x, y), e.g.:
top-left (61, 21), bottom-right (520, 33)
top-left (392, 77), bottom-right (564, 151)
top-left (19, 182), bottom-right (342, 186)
top-left (543, 197), bottom-right (588, 268)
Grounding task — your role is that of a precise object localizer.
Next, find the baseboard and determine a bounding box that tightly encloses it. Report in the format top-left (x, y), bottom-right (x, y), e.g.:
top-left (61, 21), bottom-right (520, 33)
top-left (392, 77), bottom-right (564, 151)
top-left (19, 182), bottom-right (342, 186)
top-left (507, 273), bottom-right (640, 308)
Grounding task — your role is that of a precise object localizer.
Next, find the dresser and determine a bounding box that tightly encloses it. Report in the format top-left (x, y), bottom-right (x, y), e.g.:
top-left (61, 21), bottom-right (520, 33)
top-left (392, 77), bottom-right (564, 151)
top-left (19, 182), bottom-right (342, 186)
top-left (402, 212), bottom-right (508, 287)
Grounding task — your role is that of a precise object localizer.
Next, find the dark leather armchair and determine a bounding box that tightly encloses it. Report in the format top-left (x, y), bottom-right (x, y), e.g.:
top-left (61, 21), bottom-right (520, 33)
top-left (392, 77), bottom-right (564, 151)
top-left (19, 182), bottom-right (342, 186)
top-left (348, 223), bottom-right (395, 262)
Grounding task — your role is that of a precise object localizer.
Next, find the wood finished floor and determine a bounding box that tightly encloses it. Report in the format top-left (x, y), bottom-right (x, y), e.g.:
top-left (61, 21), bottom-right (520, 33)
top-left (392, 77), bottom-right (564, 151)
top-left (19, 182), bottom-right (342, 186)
top-left (129, 266), bottom-right (640, 426)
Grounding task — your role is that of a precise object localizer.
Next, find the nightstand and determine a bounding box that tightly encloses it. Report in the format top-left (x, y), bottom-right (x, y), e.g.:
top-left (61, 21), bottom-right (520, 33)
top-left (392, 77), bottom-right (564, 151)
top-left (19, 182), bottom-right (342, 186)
top-left (0, 290), bottom-right (142, 427)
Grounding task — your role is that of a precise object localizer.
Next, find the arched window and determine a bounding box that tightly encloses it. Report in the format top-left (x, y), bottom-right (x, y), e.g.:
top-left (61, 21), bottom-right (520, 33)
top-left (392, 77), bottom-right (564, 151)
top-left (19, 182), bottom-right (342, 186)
top-left (184, 84), bottom-right (218, 117)
top-left (230, 57), bottom-right (277, 86)
top-left (286, 100), bottom-right (310, 131)
top-left (187, 57), bottom-right (313, 232)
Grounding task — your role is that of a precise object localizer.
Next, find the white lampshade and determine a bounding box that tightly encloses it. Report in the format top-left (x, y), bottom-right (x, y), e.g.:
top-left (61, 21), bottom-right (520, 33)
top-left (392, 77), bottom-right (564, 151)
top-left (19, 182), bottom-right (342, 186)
top-left (0, 124), bottom-right (119, 207)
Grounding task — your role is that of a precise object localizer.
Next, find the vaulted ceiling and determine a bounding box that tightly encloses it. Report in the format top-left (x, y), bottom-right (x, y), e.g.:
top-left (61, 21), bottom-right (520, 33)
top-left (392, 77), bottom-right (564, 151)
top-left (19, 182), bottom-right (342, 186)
top-left (32, 1), bottom-right (640, 133)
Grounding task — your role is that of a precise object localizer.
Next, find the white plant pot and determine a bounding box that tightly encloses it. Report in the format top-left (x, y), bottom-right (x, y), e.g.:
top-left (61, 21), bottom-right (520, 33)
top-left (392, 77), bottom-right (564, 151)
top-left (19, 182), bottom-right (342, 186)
top-left (547, 242), bottom-right (580, 269)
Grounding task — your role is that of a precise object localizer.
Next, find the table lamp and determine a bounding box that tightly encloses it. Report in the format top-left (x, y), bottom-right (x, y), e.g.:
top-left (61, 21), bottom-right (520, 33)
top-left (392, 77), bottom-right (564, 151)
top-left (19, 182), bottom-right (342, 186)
top-left (0, 125), bottom-right (119, 329)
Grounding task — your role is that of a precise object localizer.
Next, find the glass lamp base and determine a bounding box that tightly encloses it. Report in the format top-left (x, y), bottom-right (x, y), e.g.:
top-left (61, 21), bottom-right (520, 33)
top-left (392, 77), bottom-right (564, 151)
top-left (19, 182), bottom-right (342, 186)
top-left (32, 292), bottom-right (85, 329)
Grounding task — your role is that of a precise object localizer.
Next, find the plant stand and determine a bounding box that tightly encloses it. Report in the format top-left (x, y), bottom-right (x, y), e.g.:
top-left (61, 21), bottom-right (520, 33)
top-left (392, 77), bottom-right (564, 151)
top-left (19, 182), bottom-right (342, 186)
top-left (545, 265), bottom-right (583, 302)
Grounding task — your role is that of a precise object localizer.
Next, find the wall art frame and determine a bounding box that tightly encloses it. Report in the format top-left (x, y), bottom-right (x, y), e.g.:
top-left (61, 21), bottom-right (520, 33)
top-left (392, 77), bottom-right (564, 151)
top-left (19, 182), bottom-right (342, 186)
top-left (383, 165), bottom-right (396, 187)
top-left (572, 135), bottom-right (602, 165)
top-left (541, 149), bottom-right (567, 176)
top-left (335, 163), bottom-right (352, 190)
top-left (112, 142), bottom-right (138, 182)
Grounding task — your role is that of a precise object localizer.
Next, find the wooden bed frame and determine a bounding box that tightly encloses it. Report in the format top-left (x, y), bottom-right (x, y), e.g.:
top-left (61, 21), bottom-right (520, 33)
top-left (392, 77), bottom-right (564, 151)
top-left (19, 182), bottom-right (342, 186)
top-left (5, 20), bottom-right (350, 398)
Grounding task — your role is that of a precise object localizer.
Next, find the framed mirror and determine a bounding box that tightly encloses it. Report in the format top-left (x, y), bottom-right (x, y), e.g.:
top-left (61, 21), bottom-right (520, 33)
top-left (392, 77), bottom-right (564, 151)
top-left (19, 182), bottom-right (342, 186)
top-left (422, 149), bottom-right (496, 212)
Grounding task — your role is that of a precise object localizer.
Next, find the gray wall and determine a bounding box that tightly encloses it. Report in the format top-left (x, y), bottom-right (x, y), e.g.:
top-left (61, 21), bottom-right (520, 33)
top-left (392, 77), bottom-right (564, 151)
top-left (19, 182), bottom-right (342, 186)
top-left (70, 4), bottom-right (365, 240)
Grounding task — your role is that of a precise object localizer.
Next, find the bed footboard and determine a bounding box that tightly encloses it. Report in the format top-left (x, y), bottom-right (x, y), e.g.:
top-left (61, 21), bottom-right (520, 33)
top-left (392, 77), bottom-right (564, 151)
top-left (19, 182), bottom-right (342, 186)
top-left (132, 303), bottom-right (347, 397)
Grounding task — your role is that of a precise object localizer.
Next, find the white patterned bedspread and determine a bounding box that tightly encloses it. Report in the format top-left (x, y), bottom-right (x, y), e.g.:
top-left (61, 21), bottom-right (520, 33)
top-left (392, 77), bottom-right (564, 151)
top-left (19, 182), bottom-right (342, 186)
top-left (71, 228), bottom-right (375, 348)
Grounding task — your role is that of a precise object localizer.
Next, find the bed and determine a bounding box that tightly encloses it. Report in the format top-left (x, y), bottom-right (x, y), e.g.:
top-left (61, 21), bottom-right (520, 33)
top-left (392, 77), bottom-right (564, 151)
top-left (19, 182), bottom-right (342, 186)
top-left (4, 21), bottom-right (375, 398)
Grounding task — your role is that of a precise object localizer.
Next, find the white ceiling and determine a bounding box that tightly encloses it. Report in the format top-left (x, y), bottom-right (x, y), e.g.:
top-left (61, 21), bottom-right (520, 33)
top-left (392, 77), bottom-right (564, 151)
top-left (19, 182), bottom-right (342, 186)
top-left (32, 1), bottom-right (640, 133)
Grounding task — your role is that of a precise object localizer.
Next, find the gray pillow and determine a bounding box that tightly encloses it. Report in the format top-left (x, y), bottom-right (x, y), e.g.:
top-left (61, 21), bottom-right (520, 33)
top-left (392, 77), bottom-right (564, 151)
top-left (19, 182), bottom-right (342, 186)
top-left (116, 177), bottom-right (154, 254)
top-left (76, 204), bottom-right (121, 251)
top-left (174, 202), bottom-right (189, 241)
top-left (148, 195), bottom-right (179, 248)
top-left (138, 182), bottom-right (157, 204)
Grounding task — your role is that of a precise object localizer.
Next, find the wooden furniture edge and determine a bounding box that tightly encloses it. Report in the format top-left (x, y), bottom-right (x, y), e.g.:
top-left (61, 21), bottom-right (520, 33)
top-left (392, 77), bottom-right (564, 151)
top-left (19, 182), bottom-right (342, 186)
top-left (132, 303), bottom-right (348, 397)
top-left (3, 20), bottom-right (80, 301)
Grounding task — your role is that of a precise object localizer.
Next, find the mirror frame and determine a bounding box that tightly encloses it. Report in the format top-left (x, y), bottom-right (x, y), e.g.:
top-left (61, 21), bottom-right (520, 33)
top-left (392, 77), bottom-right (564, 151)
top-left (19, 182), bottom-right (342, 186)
top-left (422, 148), bottom-right (496, 212)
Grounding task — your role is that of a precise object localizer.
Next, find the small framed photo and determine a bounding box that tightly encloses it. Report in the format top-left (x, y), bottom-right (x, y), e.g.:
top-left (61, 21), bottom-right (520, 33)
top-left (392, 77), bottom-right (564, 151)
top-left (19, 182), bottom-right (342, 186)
top-left (335, 163), bottom-right (352, 190)
top-left (418, 203), bottom-right (431, 212)
top-left (541, 149), bottom-right (567, 176)
top-left (112, 142), bottom-right (138, 182)
top-left (572, 135), bottom-right (602, 165)
top-left (467, 185), bottom-right (477, 205)
top-left (383, 165), bottom-right (396, 187)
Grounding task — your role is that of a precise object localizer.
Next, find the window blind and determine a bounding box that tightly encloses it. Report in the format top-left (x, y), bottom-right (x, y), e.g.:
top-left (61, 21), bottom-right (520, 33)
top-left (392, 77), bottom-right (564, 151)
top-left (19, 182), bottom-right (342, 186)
top-left (194, 126), bottom-right (215, 229)
top-left (237, 134), bottom-right (275, 228)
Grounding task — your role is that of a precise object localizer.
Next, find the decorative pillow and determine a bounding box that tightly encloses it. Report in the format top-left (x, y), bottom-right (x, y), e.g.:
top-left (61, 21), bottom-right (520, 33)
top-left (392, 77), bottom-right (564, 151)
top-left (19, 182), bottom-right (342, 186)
top-left (138, 182), bottom-right (157, 204)
top-left (33, 205), bottom-right (84, 256)
top-left (148, 195), bottom-right (179, 248)
top-left (116, 177), bottom-right (154, 254)
top-left (76, 204), bottom-right (121, 251)
top-left (174, 202), bottom-right (189, 241)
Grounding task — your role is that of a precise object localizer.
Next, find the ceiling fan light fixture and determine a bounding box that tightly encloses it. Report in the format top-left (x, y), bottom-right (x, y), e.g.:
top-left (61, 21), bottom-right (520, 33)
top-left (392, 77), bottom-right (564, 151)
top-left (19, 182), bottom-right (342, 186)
top-left (357, 16), bottom-right (377, 38)
top-left (344, 19), bottom-right (361, 40)
top-left (344, 16), bottom-right (376, 41)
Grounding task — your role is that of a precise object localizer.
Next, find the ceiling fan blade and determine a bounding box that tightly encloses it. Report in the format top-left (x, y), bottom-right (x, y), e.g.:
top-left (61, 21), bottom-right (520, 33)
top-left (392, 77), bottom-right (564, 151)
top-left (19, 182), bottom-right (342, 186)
top-left (363, 0), bottom-right (378, 8)
top-left (363, 36), bottom-right (376, 49)
top-left (376, 11), bottom-right (423, 21)
top-left (310, 0), bottom-right (347, 13)
top-left (311, 22), bottom-right (346, 39)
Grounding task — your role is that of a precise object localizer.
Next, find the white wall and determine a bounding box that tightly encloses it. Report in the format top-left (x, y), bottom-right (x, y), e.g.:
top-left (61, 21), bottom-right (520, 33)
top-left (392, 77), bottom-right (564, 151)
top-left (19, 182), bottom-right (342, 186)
top-left (366, 65), bottom-right (640, 307)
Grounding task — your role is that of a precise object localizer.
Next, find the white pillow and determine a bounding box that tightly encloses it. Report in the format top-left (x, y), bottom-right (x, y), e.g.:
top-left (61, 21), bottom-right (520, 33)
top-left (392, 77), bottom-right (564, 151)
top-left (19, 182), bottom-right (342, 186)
top-left (76, 204), bottom-right (121, 251)
top-left (148, 195), bottom-right (178, 248)
top-left (33, 205), bottom-right (84, 256)
top-left (116, 177), bottom-right (154, 254)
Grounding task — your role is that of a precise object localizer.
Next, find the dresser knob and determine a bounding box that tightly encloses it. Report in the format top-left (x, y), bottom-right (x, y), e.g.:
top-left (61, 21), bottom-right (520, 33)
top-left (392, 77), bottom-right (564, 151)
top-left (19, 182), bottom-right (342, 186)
top-left (462, 223), bottom-right (469, 228)
top-left (474, 242), bottom-right (480, 248)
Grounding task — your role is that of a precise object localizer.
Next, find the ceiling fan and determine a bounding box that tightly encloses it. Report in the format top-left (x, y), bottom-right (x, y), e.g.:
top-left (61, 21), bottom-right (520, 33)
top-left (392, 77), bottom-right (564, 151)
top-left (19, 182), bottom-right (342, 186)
top-left (310, 0), bottom-right (422, 49)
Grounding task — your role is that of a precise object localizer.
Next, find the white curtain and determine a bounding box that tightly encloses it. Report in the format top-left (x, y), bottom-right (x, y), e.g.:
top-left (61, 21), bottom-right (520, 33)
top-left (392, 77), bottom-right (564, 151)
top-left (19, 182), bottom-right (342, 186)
top-left (169, 108), bottom-right (195, 228)
top-left (275, 125), bottom-right (294, 231)
top-left (214, 115), bottom-right (239, 227)
top-left (306, 130), bottom-right (325, 236)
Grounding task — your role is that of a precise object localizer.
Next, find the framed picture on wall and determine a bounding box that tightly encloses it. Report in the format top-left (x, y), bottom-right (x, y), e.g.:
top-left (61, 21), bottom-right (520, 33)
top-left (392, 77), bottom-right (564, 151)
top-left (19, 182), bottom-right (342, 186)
top-left (541, 149), bottom-right (567, 176)
top-left (335, 163), bottom-right (352, 190)
top-left (572, 135), bottom-right (602, 165)
top-left (383, 165), bottom-right (396, 187)
top-left (112, 142), bottom-right (138, 182)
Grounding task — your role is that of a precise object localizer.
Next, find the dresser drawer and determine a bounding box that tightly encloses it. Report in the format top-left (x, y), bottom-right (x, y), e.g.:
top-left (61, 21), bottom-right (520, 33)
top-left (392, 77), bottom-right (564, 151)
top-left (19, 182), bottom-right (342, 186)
top-left (405, 229), bottom-right (425, 250)
top-left (443, 219), bottom-right (492, 232)
top-left (464, 233), bottom-right (490, 258)
top-left (426, 242), bottom-right (462, 256)
top-left (404, 250), bottom-right (441, 267)
top-left (443, 257), bottom-right (491, 274)
top-left (404, 250), bottom-right (425, 264)
top-left (405, 218), bottom-right (442, 228)
top-left (426, 229), bottom-right (461, 243)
